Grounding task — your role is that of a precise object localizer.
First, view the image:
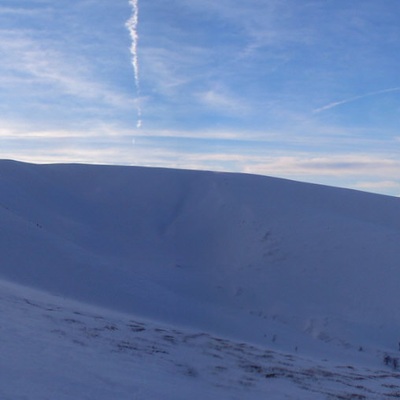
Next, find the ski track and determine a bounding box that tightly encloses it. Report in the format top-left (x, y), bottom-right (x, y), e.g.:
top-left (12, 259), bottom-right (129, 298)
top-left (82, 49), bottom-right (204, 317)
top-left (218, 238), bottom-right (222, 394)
top-left (1, 283), bottom-right (400, 400)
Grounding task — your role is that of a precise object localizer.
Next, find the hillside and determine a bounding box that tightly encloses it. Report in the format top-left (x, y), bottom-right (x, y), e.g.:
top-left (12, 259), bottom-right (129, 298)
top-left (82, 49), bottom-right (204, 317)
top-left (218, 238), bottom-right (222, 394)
top-left (1, 160), bottom-right (400, 398)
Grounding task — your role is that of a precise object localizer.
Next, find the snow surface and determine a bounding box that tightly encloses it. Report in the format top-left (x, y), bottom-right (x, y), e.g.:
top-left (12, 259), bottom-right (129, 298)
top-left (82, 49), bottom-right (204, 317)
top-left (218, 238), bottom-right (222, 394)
top-left (1, 160), bottom-right (400, 398)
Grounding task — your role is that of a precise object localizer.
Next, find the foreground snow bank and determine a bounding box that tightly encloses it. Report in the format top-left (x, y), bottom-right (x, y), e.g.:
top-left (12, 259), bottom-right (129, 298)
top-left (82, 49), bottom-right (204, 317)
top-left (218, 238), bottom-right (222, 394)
top-left (1, 280), bottom-right (400, 400)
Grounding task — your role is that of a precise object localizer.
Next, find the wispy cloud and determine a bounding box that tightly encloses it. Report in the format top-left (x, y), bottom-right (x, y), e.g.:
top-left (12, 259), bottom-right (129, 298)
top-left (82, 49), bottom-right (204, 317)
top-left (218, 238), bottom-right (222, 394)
top-left (313, 87), bottom-right (400, 114)
top-left (196, 86), bottom-right (250, 115)
top-left (174, 0), bottom-right (312, 47)
top-left (354, 180), bottom-right (400, 190)
top-left (0, 6), bottom-right (44, 15)
top-left (245, 155), bottom-right (400, 177)
top-left (141, 44), bottom-right (209, 95)
top-left (1, 118), bottom-right (399, 195)
top-left (0, 30), bottom-right (134, 109)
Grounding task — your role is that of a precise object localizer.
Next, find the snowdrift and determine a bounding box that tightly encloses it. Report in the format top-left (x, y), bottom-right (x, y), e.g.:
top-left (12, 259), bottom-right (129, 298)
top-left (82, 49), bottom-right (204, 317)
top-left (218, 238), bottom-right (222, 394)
top-left (0, 159), bottom-right (399, 354)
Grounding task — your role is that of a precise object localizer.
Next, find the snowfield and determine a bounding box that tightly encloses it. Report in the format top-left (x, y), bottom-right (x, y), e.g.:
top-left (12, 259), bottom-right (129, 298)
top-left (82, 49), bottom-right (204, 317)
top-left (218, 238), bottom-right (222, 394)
top-left (3, 281), bottom-right (400, 400)
top-left (1, 160), bottom-right (400, 398)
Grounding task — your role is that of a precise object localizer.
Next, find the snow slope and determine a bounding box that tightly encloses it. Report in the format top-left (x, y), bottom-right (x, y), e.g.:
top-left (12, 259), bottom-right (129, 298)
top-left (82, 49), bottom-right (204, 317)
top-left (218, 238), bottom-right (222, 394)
top-left (3, 280), bottom-right (400, 400)
top-left (1, 159), bottom-right (400, 398)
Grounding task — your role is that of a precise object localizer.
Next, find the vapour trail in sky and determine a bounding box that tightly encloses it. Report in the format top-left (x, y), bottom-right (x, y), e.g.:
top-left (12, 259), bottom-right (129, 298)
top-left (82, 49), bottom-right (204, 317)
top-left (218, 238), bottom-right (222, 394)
top-left (126, 0), bottom-right (142, 128)
top-left (313, 87), bottom-right (400, 114)
top-left (2, 0), bottom-right (400, 197)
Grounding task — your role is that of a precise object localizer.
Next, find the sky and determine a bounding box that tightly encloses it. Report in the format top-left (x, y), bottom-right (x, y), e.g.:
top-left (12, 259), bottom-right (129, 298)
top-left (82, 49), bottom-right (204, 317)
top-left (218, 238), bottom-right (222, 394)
top-left (1, 0), bottom-right (400, 196)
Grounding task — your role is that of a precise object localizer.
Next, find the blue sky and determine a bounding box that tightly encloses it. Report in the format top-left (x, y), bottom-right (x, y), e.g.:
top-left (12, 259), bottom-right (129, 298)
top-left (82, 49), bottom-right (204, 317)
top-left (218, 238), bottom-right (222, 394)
top-left (1, 0), bottom-right (400, 195)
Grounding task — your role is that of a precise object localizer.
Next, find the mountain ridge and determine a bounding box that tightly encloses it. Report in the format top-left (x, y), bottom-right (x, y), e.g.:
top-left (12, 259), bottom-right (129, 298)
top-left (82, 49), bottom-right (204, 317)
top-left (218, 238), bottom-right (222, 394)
top-left (0, 160), bottom-right (399, 358)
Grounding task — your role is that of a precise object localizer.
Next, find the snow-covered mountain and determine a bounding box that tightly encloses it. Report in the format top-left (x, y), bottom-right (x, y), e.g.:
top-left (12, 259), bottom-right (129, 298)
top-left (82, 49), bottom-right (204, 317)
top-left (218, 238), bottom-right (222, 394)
top-left (1, 159), bottom-right (400, 399)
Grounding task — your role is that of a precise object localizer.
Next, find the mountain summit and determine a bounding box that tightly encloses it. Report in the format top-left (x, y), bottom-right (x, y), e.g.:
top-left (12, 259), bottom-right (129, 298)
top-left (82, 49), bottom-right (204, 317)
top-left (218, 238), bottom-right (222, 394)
top-left (1, 160), bottom-right (399, 354)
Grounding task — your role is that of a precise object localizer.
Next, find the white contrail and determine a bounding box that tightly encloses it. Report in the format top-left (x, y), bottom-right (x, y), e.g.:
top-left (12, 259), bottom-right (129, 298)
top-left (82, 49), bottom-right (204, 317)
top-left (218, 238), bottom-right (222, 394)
top-left (313, 87), bottom-right (400, 114)
top-left (126, 0), bottom-right (142, 128)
